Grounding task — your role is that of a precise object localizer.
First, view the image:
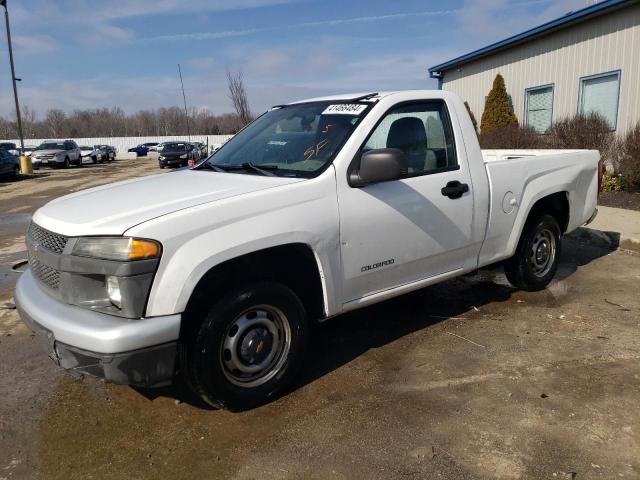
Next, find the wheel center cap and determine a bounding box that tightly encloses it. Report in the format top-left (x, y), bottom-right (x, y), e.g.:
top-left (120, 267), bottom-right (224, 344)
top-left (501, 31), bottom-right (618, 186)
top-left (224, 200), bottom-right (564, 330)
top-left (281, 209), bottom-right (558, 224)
top-left (537, 242), bottom-right (549, 262)
top-left (239, 327), bottom-right (273, 365)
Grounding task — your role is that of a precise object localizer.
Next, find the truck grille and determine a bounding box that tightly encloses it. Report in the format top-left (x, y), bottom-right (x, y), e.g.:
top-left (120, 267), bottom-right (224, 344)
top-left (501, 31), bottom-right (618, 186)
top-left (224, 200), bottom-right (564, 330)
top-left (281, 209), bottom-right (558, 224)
top-left (28, 222), bottom-right (68, 254)
top-left (29, 256), bottom-right (61, 290)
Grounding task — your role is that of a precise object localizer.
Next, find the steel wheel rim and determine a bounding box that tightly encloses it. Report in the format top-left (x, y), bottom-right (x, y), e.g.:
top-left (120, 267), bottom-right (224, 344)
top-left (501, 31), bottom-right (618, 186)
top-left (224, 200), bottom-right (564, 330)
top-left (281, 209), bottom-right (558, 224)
top-left (530, 227), bottom-right (556, 277)
top-left (220, 305), bottom-right (291, 388)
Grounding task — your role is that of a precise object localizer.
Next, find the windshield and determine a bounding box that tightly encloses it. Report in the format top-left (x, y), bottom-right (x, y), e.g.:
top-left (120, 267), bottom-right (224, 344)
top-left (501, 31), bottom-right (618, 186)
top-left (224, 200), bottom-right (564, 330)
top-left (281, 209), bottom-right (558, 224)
top-left (161, 143), bottom-right (188, 151)
top-left (38, 142), bottom-right (65, 150)
top-left (204, 101), bottom-right (370, 177)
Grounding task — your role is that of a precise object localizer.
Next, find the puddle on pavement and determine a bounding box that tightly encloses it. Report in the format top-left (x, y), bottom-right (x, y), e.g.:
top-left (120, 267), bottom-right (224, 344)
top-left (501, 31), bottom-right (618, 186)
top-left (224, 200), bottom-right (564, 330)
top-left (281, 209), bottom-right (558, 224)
top-left (0, 213), bottom-right (32, 226)
top-left (36, 376), bottom-right (312, 480)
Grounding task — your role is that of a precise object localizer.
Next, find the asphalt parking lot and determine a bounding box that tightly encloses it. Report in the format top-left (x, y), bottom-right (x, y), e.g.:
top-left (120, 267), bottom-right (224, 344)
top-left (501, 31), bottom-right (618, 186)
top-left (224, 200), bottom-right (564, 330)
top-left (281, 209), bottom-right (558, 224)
top-left (0, 158), bottom-right (639, 480)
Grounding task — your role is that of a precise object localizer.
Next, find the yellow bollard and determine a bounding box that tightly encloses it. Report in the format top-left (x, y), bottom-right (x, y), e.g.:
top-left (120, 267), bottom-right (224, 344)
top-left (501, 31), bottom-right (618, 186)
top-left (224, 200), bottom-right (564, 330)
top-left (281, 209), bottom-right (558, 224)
top-left (19, 154), bottom-right (33, 175)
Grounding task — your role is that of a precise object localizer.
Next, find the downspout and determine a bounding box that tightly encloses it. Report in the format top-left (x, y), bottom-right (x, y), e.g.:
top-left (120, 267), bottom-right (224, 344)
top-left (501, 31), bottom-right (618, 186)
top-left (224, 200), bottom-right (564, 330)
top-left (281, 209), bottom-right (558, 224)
top-left (429, 70), bottom-right (443, 90)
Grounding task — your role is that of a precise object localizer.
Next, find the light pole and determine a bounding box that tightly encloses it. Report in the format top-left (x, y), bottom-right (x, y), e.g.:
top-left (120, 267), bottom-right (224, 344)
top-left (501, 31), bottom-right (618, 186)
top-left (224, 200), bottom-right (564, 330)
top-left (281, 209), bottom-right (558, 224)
top-left (1, 0), bottom-right (25, 150)
top-left (177, 63), bottom-right (191, 142)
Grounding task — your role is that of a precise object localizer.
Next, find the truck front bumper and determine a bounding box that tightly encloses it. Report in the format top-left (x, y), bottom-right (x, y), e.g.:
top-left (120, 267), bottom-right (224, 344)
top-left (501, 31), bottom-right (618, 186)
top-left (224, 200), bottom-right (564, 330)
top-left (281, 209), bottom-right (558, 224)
top-left (15, 270), bottom-right (181, 387)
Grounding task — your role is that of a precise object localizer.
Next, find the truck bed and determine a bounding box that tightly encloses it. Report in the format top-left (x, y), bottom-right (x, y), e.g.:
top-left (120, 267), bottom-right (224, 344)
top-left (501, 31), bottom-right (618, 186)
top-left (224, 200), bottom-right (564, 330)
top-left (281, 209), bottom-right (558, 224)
top-left (478, 149), bottom-right (600, 268)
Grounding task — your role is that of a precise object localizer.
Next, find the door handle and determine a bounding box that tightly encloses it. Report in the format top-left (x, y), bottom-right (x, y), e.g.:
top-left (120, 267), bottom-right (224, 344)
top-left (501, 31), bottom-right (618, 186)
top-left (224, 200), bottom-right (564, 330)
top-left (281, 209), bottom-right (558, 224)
top-left (441, 180), bottom-right (469, 199)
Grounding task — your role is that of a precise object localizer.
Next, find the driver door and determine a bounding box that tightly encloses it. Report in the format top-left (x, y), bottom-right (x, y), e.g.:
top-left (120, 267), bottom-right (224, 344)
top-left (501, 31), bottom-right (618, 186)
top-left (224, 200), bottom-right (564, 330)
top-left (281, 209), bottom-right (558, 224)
top-left (338, 100), bottom-right (475, 303)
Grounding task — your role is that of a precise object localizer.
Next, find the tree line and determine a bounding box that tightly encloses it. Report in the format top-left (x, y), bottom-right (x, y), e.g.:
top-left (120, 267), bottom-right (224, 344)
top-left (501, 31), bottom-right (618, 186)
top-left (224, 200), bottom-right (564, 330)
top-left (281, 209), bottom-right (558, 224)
top-left (0, 106), bottom-right (249, 140)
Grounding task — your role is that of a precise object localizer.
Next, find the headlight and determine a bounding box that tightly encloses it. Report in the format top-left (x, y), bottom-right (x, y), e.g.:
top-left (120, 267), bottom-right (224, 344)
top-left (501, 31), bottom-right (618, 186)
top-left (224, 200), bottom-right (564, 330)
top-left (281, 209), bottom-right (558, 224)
top-left (72, 237), bottom-right (161, 261)
top-left (180, 154), bottom-right (187, 159)
top-left (159, 155), bottom-right (165, 160)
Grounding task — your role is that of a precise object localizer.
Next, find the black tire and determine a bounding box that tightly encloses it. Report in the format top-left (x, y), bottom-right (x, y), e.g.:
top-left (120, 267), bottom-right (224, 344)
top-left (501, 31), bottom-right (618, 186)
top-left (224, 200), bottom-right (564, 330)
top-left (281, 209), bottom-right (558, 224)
top-left (159, 161), bottom-right (165, 169)
top-left (504, 214), bottom-right (562, 291)
top-left (92, 155), bottom-right (97, 164)
top-left (63, 157), bottom-right (70, 169)
top-left (181, 282), bottom-right (308, 411)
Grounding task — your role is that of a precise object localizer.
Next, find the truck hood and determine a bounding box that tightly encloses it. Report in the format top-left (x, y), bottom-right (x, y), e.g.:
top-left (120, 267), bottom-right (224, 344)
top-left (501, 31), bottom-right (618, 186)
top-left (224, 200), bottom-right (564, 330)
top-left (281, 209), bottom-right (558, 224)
top-left (33, 170), bottom-right (305, 236)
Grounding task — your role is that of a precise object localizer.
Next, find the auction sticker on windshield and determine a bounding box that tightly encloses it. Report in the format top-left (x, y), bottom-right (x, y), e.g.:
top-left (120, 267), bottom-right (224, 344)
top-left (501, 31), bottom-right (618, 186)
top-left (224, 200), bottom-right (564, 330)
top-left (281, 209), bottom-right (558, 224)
top-left (322, 104), bottom-right (367, 115)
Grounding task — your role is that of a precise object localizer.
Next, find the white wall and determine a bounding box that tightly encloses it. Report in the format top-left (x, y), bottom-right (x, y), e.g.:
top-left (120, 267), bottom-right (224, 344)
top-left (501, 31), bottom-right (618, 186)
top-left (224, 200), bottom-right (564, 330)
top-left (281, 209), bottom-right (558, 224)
top-left (440, 4), bottom-right (640, 134)
top-left (5, 134), bottom-right (233, 152)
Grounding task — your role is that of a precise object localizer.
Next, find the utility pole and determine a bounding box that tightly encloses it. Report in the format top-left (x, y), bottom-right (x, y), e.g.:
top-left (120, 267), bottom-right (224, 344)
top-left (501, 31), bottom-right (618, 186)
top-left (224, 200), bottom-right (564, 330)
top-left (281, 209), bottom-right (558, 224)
top-left (177, 63), bottom-right (191, 142)
top-left (1, 0), bottom-right (24, 150)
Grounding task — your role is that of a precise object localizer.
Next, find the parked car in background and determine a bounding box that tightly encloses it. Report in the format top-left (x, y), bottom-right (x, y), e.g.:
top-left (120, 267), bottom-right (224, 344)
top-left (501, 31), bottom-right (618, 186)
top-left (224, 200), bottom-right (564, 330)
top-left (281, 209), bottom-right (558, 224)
top-left (128, 142), bottom-right (159, 157)
top-left (194, 142), bottom-right (208, 158)
top-left (95, 145), bottom-right (116, 162)
top-left (31, 140), bottom-right (82, 168)
top-left (80, 146), bottom-right (105, 164)
top-left (0, 142), bottom-right (19, 156)
top-left (0, 148), bottom-right (19, 179)
top-left (21, 145), bottom-right (39, 157)
top-left (189, 142), bottom-right (202, 161)
top-left (158, 142), bottom-right (198, 168)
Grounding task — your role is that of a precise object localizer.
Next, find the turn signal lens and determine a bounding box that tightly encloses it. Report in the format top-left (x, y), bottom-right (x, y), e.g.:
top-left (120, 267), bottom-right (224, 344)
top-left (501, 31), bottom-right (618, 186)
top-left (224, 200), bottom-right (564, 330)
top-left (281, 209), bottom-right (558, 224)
top-left (128, 238), bottom-right (160, 260)
top-left (72, 237), bottom-right (161, 261)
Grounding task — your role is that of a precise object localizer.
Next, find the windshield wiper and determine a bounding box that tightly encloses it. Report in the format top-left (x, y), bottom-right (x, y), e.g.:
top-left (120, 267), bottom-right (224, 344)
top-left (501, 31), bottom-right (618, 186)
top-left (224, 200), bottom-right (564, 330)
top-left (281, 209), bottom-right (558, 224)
top-left (202, 161), bottom-right (279, 176)
top-left (240, 162), bottom-right (277, 176)
top-left (200, 162), bottom-right (226, 173)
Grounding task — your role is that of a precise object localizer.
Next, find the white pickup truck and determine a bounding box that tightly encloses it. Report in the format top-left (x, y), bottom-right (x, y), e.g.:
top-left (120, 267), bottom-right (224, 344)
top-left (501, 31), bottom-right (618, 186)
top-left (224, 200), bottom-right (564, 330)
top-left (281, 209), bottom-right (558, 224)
top-left (16, 90), bottom-right (601, 410)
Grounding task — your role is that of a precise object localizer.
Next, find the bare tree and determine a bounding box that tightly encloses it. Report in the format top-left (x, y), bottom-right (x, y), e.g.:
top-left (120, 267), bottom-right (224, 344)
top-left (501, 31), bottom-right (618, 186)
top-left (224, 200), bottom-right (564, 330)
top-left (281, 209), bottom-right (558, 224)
top-left (21, 106), bottom-right (37, 139)
top-left (226, 69), bottom-right (252, 127)
top-left (45, 109), bottom-right (66, 138)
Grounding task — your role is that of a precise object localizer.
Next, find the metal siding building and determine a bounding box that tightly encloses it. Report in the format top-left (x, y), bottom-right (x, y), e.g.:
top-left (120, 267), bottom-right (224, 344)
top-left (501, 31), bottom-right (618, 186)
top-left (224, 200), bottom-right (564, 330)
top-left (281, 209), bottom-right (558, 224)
top-left (429, 0), bottom-right (640, 134)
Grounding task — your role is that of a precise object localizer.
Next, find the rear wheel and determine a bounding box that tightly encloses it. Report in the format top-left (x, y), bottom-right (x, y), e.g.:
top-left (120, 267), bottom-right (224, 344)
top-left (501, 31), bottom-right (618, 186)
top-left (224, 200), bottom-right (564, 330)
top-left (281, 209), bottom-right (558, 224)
top-left (181, 282), bottom-right (308, 411)
top-left (504, 214), bottom-right (561, 291)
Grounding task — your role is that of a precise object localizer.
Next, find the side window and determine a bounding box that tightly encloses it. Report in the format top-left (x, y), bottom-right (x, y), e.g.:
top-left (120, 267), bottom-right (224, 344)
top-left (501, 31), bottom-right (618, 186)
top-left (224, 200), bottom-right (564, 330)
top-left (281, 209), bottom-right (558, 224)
top-left (579, 71), bottom-right (620, 130)
top-left (364, 101), bottom-right (457, 176)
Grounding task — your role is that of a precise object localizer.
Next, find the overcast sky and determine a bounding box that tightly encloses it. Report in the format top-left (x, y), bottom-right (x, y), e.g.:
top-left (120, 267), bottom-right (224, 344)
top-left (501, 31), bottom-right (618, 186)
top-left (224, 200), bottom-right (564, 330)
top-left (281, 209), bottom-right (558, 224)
top-left (0, 0), bottom-right (593, 118)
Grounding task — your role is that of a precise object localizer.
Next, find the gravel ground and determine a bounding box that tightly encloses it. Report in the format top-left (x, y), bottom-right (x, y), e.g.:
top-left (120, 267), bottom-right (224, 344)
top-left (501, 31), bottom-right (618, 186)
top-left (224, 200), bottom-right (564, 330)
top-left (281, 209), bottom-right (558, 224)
top-left (1, 158), bottom-right (639, 480)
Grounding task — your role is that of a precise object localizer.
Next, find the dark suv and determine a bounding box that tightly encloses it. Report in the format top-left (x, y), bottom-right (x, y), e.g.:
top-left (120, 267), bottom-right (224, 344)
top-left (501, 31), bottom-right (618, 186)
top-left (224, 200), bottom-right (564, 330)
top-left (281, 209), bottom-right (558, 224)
top-left (158, 142), bottom-right (198, 168)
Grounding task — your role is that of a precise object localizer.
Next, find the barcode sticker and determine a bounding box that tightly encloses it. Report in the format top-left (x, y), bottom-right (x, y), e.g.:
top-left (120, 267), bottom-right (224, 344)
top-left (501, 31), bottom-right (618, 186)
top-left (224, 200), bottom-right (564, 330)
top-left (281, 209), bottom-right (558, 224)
top-left (322, 104), bottom-right (367, 115)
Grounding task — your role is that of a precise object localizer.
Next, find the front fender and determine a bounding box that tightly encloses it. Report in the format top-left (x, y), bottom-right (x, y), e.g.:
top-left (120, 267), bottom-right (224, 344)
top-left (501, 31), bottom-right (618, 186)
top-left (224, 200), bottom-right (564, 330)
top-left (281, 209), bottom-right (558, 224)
top-left (126, 170), bottom-right (341, 317)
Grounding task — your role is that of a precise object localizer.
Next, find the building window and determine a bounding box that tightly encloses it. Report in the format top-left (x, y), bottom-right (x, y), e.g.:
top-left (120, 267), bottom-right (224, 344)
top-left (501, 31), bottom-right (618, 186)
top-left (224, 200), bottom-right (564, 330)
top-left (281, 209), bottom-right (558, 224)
top-left (525, 85), bottom-right (554, 133)
top-left (579, 71), bottom-right (621, 130)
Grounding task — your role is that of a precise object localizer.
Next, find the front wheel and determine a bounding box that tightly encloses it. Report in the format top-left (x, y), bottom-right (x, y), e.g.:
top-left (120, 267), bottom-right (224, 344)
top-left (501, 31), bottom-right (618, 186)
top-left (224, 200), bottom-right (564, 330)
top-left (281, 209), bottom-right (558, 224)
top-left (181, 282), bottom-right (308, 411)
top-left (504, 214), bottom-right (561, 291)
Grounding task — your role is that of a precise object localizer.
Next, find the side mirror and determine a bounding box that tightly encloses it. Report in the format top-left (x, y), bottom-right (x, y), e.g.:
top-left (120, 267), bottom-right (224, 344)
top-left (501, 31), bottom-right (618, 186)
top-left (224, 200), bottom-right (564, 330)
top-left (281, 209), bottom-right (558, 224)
top-left (349, 148), bottom-right (408, 187)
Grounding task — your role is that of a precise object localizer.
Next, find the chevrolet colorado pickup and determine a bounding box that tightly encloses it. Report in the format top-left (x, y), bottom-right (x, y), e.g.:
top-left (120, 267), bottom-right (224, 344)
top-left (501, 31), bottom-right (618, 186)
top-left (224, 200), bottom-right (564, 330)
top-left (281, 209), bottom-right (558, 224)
top-left (16, 91), bottom-right (601, 410)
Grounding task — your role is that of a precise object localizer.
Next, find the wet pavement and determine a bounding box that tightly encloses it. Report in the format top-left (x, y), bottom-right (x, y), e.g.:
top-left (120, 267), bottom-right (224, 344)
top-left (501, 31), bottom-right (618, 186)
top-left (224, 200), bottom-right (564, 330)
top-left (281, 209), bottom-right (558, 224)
top-left (1, 159), bottom-right (639, 479)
